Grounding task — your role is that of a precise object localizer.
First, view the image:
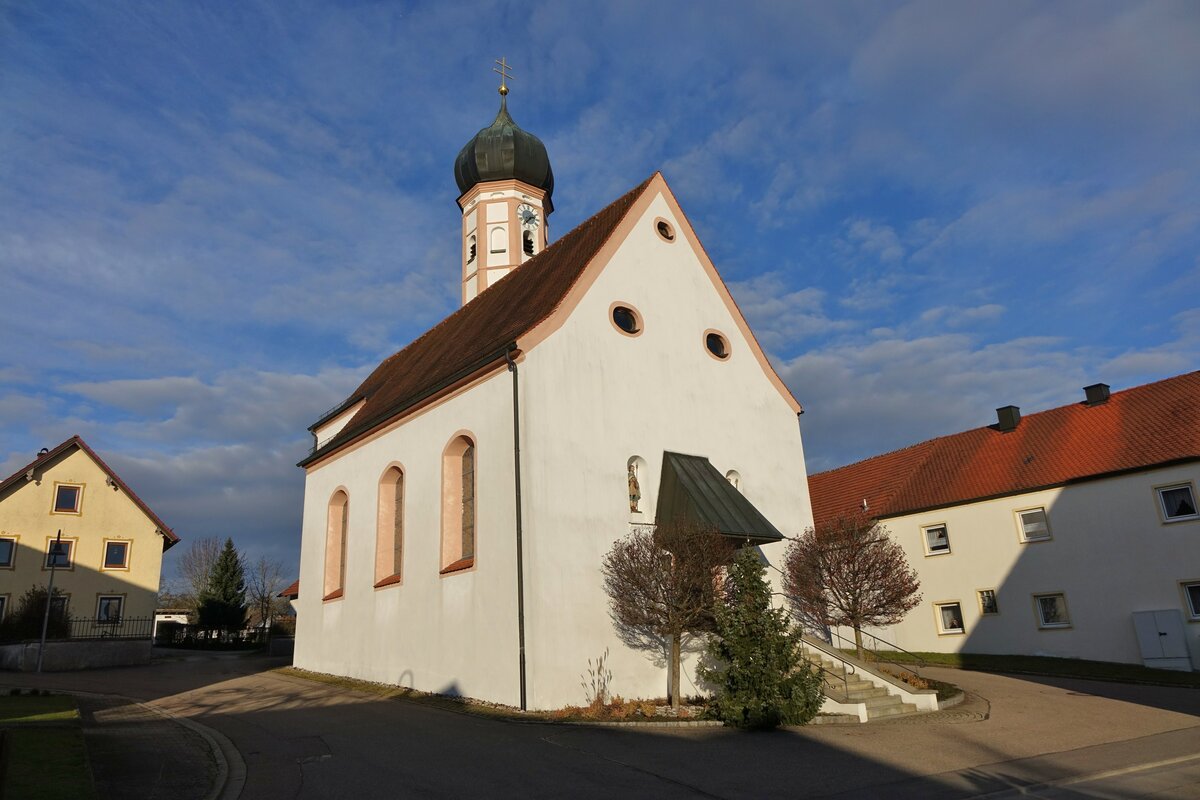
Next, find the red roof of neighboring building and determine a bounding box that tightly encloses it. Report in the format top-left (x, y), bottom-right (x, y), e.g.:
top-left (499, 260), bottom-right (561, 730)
top-left (279, 579), bottom-right (299, 599)
top-left (0, 435), bottom-right (181, 548)
top-left (300, 174), bottom-right (656, 467)
top-left (808, 371), bottom-right (1200, 528)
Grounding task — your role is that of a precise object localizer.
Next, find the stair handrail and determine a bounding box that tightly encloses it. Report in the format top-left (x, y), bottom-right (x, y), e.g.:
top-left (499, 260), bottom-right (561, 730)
top-left (799, 634), bottom-right (854, 699)
top-left (827, 628), bottom-right (928, 681)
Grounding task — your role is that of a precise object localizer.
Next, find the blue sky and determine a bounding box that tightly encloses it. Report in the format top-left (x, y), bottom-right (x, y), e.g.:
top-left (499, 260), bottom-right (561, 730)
top-left (2, 1), bottom-right (1198, 585)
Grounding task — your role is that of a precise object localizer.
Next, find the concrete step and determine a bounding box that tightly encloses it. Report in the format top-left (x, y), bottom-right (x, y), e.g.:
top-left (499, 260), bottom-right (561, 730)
top-left (866, 702), bottom-right (918, 719)
top-left (860, 693), bottom-right (904, 708)
top-left (802, 645), bottom-right (927, 722)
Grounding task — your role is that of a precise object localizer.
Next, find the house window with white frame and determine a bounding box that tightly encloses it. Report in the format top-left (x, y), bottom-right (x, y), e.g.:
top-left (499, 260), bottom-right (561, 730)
top-left (1035, 593), bottom-right (1070, 628)
top-left (1183, 582), bottom-right (1200, 620)
top-left (103, 541), bottom-right (129, 570)
top-left (96, 595), bottom-right (123, 624)
top-left (1157, 484), bottom-right (1198, 522)
top-left (935, 601), bottom-right (964, 634)
top-left (978, 589), bottom-right (999, 615)
top-left (53, 483), bottom-right (82, 514)
top-left (923, 524), bottom-right (950, 555)
top-left (1017, 507), bottom-right (1051, 542)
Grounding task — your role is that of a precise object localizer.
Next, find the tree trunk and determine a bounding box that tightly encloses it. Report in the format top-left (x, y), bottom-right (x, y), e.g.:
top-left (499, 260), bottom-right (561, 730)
top-left (854, 626), bottom-right (864, 660)
top-left (669, 634), bottom-right (682, 709)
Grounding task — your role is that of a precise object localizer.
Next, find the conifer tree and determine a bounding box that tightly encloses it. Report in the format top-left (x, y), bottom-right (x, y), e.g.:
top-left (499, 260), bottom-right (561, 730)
top-left (197, 538), bottom-right (248, 636)
top-left (700, 546), bottom-right (823, 729)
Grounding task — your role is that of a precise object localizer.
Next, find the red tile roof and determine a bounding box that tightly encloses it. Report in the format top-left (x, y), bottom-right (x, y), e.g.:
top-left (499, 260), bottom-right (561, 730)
top-left (300, 174), bottom-right (656, 466)
top-left (278, 579), bottom-right (300, 598)
top-left (0, 435), bottom-right (181, 548)
top-left (809, 371), bottom-right (1200, 528)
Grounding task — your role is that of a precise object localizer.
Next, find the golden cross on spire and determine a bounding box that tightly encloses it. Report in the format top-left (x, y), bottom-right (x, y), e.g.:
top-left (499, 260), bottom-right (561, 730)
top-left (493, 57), bottom-right (513, 96)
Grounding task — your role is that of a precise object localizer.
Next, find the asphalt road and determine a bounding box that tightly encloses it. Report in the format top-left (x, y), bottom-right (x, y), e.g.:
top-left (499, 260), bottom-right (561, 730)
top-left (7, 652), bottom-right (1199, 798)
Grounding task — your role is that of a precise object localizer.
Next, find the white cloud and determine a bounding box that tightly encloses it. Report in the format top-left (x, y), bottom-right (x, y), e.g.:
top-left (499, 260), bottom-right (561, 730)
top-left (729, 274), bottom-right (857, 352)
top-left (845, 218), bottom-right (904, 263)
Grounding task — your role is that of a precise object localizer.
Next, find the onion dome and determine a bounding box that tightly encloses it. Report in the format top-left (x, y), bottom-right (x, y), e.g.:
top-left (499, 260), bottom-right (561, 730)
top-left (454, 96), bottom-right (554, 213)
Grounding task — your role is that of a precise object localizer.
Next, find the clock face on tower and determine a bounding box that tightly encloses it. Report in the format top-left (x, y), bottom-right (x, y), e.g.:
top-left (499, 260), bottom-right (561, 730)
top-left (517, 203), bottom-right (540, 229)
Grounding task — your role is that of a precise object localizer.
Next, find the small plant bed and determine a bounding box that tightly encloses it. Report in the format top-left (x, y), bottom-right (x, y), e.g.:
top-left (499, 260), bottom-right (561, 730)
top-left (546, 698), bottom-right (709, 723)
top-left (867, 651), bottom-right (1200, 688)
top-left (277, 667), bottom-right (712, 724)
top-left (874, 666), bottom-right (961, 703)
top-left (0, 692), bottom-right (96, 799)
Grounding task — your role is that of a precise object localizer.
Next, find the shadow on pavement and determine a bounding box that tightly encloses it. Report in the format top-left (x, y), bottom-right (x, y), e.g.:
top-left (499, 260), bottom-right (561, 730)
top-left (6, 654), bottom-right (1200, 799)
top-left (991, 671), bottom-right (1200, 717)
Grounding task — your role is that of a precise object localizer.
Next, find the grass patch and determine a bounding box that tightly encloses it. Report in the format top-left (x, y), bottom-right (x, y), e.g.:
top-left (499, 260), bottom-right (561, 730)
top-left (0, 694), bottom-right (95, 800)
top-left (868, 650), bottom-right (1200, 688)
top-left (0, 694), bottom-right (79, 723)
top-left (2, 728), bottom-right (96, 800)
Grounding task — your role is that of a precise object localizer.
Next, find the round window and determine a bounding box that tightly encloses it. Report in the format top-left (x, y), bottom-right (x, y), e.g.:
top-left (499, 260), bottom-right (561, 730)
top-left (655, 219), bottom-right (676, 241)
top-left (612, 306), bottom-right (640, 335)
top-left (706, 332), bottom-right (729, 359)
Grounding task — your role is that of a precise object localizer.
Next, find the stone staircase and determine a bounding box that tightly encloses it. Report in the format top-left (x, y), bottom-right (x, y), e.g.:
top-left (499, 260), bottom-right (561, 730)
top-left (800, 639), bottom-right (934, 722)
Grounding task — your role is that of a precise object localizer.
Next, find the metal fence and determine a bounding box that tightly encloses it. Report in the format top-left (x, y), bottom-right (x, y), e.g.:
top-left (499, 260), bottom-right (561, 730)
top-left (63, 615), bottom-right (155, 641)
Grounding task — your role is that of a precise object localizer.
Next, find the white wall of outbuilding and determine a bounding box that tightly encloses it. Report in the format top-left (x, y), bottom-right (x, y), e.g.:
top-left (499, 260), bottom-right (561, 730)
top-left (857, 462), bottom-right (1200, 669)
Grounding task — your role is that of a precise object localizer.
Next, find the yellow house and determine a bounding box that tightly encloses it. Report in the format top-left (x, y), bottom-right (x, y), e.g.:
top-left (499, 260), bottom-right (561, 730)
top-left (0, 435), bottom-right (180, 627)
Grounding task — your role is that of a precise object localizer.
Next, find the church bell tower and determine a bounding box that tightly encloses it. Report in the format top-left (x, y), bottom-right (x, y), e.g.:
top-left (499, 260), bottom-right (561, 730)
top-left (453, 59), bottom-right (555, 305)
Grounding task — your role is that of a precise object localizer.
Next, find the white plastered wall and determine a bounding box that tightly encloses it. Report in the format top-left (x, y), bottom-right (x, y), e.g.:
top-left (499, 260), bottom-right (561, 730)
top-left (860, 463), bottom-right (1200, 668)
top-left (517, 192), bottom-right (812, 708)
top-left (294, 372), bottom-right (522, 705)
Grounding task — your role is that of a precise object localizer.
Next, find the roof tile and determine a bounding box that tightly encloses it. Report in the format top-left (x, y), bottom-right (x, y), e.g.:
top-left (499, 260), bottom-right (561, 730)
top-left (809, 371), bottom-right (1200, 527)
top-left (301, 174), bottom-right (656, 465)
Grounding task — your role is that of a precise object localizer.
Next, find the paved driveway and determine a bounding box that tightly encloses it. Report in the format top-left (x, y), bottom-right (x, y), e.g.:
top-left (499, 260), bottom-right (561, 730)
top-left (6, 654), bottom-right (1199, 798)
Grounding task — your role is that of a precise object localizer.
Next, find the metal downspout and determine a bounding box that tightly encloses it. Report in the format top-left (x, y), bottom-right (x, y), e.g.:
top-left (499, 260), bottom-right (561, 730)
top-left (506, 349), bottom-right (528, 711)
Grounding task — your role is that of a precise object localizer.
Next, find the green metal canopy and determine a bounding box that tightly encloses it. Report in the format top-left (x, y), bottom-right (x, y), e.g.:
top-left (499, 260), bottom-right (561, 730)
top-left (654, 451), bottom-right (784, 544)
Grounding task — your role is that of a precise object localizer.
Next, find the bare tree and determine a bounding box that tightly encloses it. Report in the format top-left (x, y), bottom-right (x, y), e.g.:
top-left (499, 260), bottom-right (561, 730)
top-left (178, 536), bottom-right (221, 610)
top-left (601, 520), bottom-right (734, 709)
top-left (246, 556), bottom-right (288, 640)
top-left (783, 513), bottom-right (922, 658)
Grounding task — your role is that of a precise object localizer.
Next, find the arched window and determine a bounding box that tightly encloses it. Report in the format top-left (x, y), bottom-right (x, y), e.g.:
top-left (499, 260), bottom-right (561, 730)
top-left (441, 435), bottom-right (476, 573)
top-left (467, 234), bottom-right (477, 265)
top-left (523, 230), bottom-right (535, 256)
top-left (627, 456), bottom-right (648, 514)
top-left (375, 467), bottom-right (403, 587)
top-left (725, 470), bottom-right (742, 492)
top-left (489, 227), bottom-right (506, 254)
top-left (324, 490), bottom-right (348, 600)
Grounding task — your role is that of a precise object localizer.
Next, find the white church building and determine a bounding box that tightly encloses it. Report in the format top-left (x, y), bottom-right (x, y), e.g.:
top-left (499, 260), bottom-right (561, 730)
top-left (293, 85), bottom-right (814, 710)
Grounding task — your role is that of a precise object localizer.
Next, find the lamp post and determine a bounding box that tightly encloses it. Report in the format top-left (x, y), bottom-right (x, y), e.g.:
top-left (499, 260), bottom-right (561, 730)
top-left (36, 529), bottom-right (66, 673)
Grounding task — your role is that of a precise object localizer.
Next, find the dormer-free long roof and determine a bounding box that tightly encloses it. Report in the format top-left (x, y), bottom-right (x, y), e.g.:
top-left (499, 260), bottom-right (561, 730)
top-left (809, 371), bottom-right (1200, 528)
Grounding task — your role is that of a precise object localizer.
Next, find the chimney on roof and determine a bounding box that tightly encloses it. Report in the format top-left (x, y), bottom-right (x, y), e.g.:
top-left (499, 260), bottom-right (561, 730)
top-left (1083, 383), bottom-right (1110, 406)
top-left (995, 405), bottom-right (1021, 432)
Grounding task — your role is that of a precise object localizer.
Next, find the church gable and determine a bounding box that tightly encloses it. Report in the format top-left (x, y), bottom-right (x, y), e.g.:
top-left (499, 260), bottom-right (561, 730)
top-left (520, 174), bottom-right (800, 415)
top-left (301, 173), bottom-right (798, 471)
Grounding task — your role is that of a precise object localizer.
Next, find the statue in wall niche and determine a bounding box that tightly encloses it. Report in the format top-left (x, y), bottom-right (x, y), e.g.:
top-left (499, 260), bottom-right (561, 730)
top-left (628, 462), bottom-right (641, 513)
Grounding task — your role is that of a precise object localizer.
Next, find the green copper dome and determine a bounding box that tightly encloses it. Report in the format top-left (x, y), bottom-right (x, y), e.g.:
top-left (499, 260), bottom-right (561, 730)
top-left (454, 97), bottom-right (554, 213)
